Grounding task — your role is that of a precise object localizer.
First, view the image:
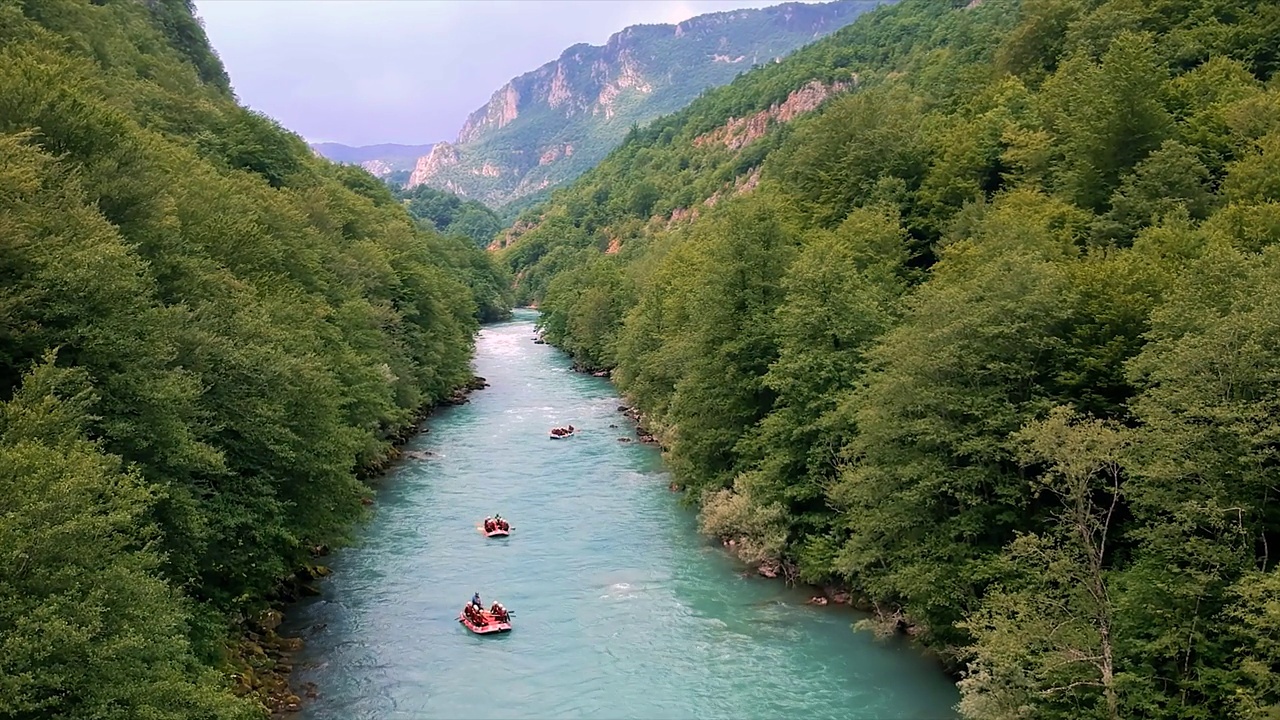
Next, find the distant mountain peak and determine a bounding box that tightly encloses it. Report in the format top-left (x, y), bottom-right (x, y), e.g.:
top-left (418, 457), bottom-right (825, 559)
top-left (310, 142), bottom-right (436, 178)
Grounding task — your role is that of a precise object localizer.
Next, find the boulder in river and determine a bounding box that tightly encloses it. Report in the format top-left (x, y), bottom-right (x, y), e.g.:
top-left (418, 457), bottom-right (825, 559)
top-left (440, 387), bottom-right (471, 405)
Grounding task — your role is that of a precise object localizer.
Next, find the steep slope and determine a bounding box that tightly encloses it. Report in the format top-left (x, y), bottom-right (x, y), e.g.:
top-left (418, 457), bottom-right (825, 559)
top-left (396, 183), bottom-right (504, 250)
top-left (0, 0), bottom-right (508, 717)
top-left (310, 141), bottom-right (435, 178)
top-left (504, 0), bottom-right (1280, 717)
top-left (407, 0), bottom-right (888, 208)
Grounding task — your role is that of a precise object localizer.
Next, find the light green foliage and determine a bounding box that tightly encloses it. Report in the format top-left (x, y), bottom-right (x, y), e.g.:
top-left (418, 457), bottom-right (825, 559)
top-left (0, 1), bottom-right (507, 715)
top-left (538, 257), bottom-right (633, 370)
top-left (768, 87), bottom-right (930, 229)
top-left (1039, 31), bottom-right (1173, 212)
top-left (731, 206), bottom-right (910, 580)
top-left (502, 0), bottom-right (1280, 715)
top-left (959, 407), bottom-right (1129, 720)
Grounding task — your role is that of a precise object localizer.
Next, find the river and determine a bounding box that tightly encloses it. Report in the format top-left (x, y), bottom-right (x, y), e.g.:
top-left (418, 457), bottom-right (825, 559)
top-left (283, 309), bottom-right (960, 719)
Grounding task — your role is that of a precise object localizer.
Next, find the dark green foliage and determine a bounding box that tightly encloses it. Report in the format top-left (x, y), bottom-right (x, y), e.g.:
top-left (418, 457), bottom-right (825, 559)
top-left (503, 0), bottom-right (1280, 716)
top-left (396, 183), bottom-right (503, 248)
top-left (0, 1), bottom-right (507, 716)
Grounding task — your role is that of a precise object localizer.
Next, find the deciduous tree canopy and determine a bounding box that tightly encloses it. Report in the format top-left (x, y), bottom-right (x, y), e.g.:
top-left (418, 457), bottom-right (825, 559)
top-left (504, 0), bottom-right (1280, 716)
top-left (0, 1), bottom-right (509, 716)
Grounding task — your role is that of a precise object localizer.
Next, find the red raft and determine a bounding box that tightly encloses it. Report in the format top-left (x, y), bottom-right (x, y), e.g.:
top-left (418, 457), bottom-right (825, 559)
top-left (459, 609), bottom-right (512, 634)
top-left (480, 520), bottom-right (511, 537)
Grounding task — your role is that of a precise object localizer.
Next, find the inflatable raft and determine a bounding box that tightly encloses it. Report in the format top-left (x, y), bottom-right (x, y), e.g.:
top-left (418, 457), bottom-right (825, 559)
top-left (459, 610), bottom-right (512, 634)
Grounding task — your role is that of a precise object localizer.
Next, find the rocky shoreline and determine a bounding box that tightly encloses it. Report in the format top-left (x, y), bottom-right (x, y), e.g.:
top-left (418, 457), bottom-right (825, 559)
top-left (233, 374), bottom-right (490, 717)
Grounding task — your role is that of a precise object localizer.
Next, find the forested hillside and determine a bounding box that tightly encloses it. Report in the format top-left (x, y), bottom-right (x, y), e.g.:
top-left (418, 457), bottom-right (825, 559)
top-left (503, 0), bottom-right (1280, 717)
top-left (396, 183), bottom-right (504, 252)
top-left (0, 0), bottom-right (509, 717)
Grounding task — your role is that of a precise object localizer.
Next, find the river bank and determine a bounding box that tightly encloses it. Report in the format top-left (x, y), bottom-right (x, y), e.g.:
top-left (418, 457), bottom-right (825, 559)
top-left (226, 373), bottom-right (492, 717)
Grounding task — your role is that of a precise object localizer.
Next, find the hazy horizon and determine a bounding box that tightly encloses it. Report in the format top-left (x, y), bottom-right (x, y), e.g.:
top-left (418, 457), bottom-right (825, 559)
top-left (194, 0), bottom-right (827, 147)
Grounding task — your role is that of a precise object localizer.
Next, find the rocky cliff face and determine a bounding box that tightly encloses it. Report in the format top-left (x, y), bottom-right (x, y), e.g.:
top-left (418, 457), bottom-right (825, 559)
top-left (407, 0), bottom-right (888, 208)
top-left (407, 143), bottom-right (460, 186)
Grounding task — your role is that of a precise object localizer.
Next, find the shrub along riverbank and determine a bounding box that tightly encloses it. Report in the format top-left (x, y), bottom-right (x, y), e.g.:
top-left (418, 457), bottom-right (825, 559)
top-left (0, 2), bottom-right (510, 717)
top-left (504, 1), bottom-right (1280, 717)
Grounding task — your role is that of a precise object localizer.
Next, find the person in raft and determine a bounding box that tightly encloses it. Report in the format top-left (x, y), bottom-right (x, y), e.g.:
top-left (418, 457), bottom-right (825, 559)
top-left (483, 516), bottom-right (494, 532)
top-left (472, 592), bottom-right (483, 609)
top-left (463, 602), bottom-right (487, 626)
top-left (493, 514), bottom-right (507, 531)
top-left (489, 601), bottom-right (510, 623)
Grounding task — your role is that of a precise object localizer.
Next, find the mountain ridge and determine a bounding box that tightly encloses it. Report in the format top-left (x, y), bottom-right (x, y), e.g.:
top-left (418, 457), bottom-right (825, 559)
top-left (310, 142), bottom-right (435, 177)
top-left (408, 0), bottom-right (888, 208)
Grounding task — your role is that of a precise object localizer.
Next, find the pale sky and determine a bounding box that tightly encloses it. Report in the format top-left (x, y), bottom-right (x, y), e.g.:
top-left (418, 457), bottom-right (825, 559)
top-left (194, 0), bottom-right (808, 147)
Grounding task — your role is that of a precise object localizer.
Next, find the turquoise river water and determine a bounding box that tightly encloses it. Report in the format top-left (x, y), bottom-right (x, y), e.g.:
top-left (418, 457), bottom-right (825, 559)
top-left (283, 310), bottom-right (960, 719)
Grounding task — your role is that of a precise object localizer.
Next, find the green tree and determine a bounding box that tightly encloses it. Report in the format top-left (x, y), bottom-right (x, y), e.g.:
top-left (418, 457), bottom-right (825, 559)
top-left (705, 206), bottom-right (909, 578)
top-left (0, 358), bottom-right (257, 720)
top-left (1040, 32), bottom-right (1172, 212)
top-left (960, 407), bottom-right (1129, 720)
top-left (831, 191), bottom-right (1086, 646)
